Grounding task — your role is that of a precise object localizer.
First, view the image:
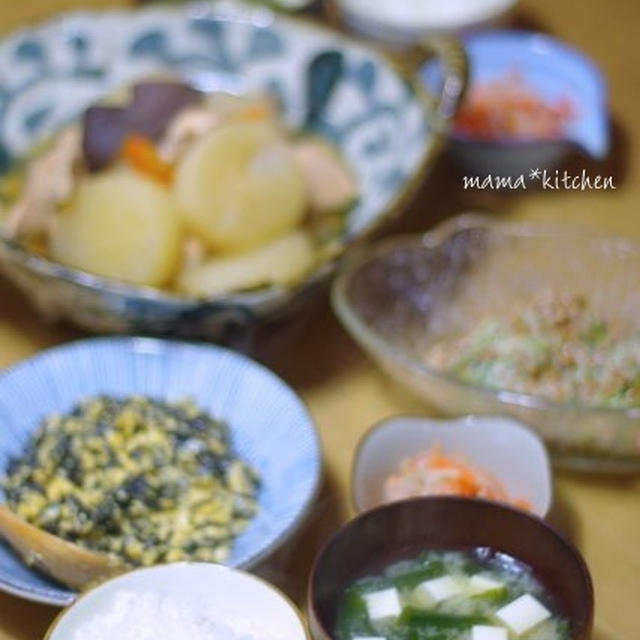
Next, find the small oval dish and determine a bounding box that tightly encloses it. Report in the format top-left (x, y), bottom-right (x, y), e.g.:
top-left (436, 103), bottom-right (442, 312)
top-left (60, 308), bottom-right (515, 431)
top-left (352, 415), bottom-right (552, 517)
top-left (422, 30), bottom-right (610, 176)
top-left (308, 497), bottom-right (593, 640)
top-left (0, 337), bottom-right (321, 606)
top-left (46, 563), bottom-right (309, 639)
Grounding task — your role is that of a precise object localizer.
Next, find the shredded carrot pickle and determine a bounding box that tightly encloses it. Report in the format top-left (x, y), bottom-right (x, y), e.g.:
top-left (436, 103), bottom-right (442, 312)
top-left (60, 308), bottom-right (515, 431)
top-left (384, 446), bottom-right (531, 512)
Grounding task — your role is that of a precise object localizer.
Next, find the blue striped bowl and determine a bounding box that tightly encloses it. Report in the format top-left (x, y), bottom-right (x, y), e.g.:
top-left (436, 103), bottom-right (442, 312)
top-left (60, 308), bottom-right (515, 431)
top-left (0, 337), bottom-right (321, 606)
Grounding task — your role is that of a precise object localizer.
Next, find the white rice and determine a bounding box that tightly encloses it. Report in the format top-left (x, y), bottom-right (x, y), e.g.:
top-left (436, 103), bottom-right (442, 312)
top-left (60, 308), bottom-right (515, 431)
top-left (71, 590), bottom-right (285, 640)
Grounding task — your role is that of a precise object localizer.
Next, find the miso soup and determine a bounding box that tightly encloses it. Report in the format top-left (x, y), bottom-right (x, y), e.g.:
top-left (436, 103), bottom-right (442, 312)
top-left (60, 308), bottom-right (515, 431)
top-left (335, 549), bottom-right (570, 640)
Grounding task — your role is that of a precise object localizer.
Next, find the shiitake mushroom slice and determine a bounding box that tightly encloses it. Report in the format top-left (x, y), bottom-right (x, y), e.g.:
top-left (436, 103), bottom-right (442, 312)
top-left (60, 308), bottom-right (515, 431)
top-left (82, 106), bottom-right (128, 173)
top-left (82, 81), bottom-right (203, 172)
top-left (127, 81), bottom-right (202, 141)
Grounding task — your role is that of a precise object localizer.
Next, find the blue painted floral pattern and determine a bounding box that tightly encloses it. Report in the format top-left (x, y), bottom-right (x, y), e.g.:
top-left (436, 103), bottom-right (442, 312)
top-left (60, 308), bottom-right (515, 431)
top-left (0, 2), bottom-right (436, 339)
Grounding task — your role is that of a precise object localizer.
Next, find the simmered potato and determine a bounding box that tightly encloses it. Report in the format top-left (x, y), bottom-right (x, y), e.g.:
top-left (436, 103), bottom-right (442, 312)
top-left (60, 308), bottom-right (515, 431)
top-left (50, 169), bottom-right (181, 286)
top-left (178, 230), bottom-right (316, 297)
top-left (173, 122), bottom-right (307, 252)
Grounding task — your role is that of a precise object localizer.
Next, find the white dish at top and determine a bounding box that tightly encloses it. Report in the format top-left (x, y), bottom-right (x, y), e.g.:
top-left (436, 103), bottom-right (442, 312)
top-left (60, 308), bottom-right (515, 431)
top-left (45, 563), bottom-right (309, 640)
top-left (352, 415), bottom-right (552, 517)
top-left (334, 0), bottom-right (519, 43)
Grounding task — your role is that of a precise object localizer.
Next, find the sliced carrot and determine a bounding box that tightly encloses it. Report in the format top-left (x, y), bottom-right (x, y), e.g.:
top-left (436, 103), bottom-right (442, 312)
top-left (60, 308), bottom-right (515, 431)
top-left (122, 135), bottom-right (174, 185)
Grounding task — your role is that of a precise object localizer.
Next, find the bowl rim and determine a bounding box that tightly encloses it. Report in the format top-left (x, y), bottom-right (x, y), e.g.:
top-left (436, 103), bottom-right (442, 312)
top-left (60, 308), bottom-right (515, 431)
top-left (448, 134), bottom-right (573, 151)
top-left (44, 562), bottom-right (312, 639)
top-left (0, 335), bottom-right (323, 606)
top-left (307, 494), bottom-right (594, 640)
top-left (446, 29), bottom-right (609, 149)
top-left (332, 212), bottom-right (640, 419)
top-left (0, 1), bottom-right (452, 308)
top-left (350, 413), bottom-right (553, 517)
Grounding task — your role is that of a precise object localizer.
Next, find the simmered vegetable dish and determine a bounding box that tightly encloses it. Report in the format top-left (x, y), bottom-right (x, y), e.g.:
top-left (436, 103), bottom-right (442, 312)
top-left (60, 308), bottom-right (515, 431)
top-left (335, 549), bottom-right (569, 640)
top-left (0, 80), bottom-right (358, 296)
top-left (2, 396), bottom-right (260, 566)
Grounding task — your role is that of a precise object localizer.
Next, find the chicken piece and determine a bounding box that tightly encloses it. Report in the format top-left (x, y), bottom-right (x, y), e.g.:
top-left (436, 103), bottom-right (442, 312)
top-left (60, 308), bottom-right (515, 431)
top-left (157, 106), bottom-right (220, 163)
top-left (292, 137), bottom-right (358, 214)
top-left (158, 93), bottom-right (281, 164)
top-left (181, 235), bottom-right (207, 270)
top-left (5, 126), bottom-right (82, 237)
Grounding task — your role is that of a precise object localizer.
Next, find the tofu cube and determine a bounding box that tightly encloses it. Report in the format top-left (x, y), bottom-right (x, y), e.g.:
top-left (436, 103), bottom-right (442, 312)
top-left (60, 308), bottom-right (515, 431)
top-left (468, 574), bottom-right (506, 595)
top-left (472, 625), bottom-right (508, 640)
top-left (362, 588), bottom-right (402, 621)
top-left (496, 593), bottom-right (551, 635)
top-left (414, 575), bottom-right (465, 604)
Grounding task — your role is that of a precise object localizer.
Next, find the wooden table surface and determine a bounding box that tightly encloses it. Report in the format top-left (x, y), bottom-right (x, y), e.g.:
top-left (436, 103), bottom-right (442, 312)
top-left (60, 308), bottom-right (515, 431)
top-left (1, 1), bottom-right (639, 639)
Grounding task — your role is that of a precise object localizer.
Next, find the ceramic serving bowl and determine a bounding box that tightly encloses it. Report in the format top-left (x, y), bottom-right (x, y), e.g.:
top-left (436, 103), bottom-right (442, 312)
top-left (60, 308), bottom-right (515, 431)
top-left (0, 1), bottom-right (466, 341)
top-left (308, 497), bottom-right (593, 640)
top-left (329, 0), bottom-right (519, 45)
top-left (422, 31), bottom-right (610, 177)
top-left (352, 415), bottom-right (552, 517)
top-left (46, 563), bottom-right (309, 639)
top-left (332, 214), bottom-right (640, 472)
top-left (0, 337), bottom-right (321, 606)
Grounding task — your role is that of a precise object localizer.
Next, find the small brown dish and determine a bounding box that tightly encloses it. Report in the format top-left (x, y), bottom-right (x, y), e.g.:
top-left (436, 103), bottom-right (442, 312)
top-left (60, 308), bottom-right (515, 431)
top-left (308, 497), bottom-right (593, 640)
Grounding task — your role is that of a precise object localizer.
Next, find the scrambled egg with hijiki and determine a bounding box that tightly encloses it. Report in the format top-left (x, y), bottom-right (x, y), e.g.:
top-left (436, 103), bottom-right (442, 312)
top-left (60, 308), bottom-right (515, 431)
top-left (2, 396), bottom-right (260, 566)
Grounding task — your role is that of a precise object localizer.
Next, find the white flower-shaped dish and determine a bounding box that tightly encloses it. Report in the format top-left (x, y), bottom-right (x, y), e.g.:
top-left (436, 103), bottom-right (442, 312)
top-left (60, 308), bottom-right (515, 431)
top-left (331, 0), bottom-right (519, 45)
top-left (352, 415), bottom-right (552, 517)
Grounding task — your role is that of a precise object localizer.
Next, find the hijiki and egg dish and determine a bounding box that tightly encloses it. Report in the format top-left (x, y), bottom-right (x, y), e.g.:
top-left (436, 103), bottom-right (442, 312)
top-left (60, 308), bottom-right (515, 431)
top-left (2, 396), bottom-right (260, 566)
top-left (0, 79), bottom-right (358, 296)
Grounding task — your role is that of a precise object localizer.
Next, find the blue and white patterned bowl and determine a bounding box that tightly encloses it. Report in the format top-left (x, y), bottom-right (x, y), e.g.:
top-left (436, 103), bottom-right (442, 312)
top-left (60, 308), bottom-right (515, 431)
top-left (0, 337), bottom-right (321, 606)
top-left (0, 1), bottom-right (466, 340)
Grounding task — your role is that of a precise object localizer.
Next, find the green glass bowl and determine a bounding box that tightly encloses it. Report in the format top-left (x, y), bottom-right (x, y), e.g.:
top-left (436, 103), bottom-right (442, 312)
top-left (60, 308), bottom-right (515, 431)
top-left (333, 214), bottom-right (640, 472)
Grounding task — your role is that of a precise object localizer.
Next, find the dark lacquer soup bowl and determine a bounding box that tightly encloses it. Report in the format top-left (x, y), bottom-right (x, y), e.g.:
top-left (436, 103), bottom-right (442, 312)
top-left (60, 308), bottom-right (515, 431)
top-left (308, 497), bottom-right (593, 640)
